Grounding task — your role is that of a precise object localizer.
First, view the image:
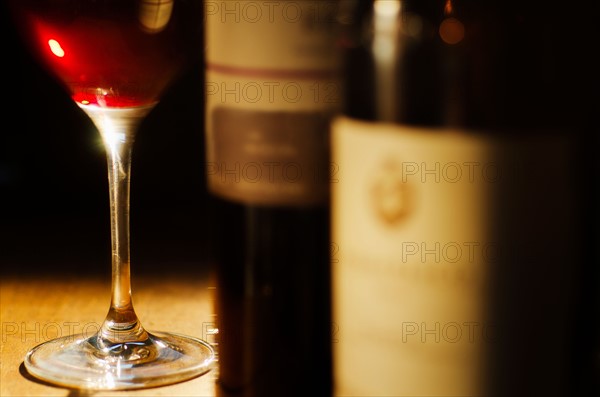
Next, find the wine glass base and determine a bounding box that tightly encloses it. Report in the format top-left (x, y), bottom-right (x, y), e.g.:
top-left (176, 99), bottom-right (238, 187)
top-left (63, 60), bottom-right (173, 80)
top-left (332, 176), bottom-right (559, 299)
top-left (24, 331), bottom-right (215, 390)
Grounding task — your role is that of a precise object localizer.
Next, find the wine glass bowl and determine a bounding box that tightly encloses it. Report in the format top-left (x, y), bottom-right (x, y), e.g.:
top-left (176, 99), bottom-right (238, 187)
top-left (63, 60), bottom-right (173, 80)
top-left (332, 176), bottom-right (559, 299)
top-left (8, 0), bottom-right (214, 390)
top-left (14, 0), bottom-right (194, 109)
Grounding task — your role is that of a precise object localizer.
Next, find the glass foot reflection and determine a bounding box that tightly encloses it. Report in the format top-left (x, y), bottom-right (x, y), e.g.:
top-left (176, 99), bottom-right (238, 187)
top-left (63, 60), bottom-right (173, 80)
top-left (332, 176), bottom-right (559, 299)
top-left (24, 331), bottom-right (215, 390)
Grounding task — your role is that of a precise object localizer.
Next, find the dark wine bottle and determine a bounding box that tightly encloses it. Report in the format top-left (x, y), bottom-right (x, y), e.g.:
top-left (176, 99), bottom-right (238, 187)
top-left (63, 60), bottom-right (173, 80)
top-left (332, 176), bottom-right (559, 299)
top-left (332, 1), bottom-right (598, 396)
top-left (203, 2), bottom-right (340, 396)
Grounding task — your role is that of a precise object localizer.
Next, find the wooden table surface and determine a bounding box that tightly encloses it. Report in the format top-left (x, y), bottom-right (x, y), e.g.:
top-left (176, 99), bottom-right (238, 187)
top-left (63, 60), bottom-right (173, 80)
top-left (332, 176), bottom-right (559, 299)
top-left (1, 272), bottom-right (218, 397)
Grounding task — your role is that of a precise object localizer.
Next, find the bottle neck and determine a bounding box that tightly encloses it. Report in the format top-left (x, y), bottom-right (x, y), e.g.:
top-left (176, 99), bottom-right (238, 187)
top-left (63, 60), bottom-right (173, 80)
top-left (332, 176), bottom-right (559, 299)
top-left (337, 0), bottom-right (593, 134)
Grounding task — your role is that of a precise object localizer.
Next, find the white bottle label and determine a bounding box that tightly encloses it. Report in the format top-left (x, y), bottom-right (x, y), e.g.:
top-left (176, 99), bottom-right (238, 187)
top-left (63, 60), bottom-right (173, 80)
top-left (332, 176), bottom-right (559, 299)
top-left (204, 0), bottom-right (340, 206)
top-left (332, 116), bottom-right (495, 396)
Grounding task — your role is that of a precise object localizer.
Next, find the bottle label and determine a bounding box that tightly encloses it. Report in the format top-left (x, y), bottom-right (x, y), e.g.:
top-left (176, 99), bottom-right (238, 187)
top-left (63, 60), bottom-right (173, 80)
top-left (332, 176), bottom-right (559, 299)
top-left (331, 116), bottom-right (493, 396)
top-left (204, 0), bottom-right (340, 206)
top-left (208, 107), bottom-right (331, 206)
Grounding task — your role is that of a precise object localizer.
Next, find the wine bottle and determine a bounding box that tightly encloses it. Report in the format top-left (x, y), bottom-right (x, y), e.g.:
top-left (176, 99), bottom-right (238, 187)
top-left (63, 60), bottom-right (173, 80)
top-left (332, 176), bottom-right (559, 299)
top-left (332, 1), bottom-right (598, 396)
top-left (203, 1), bottom-right (340, 396)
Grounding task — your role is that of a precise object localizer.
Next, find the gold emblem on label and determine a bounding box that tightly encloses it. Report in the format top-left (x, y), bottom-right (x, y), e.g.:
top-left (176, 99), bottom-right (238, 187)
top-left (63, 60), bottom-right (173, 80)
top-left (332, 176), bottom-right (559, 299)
top-left (370, 158), bottom-right (410, 225)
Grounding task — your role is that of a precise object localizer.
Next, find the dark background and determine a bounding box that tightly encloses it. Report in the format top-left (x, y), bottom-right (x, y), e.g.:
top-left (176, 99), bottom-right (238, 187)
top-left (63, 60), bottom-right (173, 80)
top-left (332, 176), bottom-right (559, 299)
top-left (0, 2), bottom-right (211, 276)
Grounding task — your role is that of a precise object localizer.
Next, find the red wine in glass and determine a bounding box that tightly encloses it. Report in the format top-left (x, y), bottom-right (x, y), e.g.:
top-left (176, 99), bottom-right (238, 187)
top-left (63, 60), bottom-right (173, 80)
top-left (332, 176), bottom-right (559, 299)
top-left (12, 0), bottom-right (200, 107)
top-left (7, 0), bottom-right (214, 391)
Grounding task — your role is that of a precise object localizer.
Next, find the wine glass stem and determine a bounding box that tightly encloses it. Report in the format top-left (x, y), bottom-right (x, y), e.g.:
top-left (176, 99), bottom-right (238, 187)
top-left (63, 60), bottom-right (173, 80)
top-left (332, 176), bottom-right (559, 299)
top-left (82, 105), bottom-right (154, 345)
top-left (102, 133), bottom-right (148, 344)
top-left (105, 138), bottom-right (137, 324)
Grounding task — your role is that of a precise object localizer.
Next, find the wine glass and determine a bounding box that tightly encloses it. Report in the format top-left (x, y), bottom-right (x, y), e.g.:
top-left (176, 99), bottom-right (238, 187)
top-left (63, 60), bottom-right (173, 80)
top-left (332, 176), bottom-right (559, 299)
top-left (7, 0), bottom-right (215, 390)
